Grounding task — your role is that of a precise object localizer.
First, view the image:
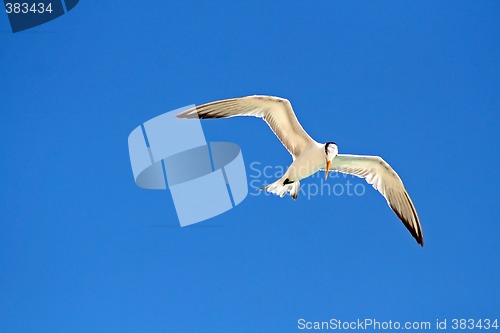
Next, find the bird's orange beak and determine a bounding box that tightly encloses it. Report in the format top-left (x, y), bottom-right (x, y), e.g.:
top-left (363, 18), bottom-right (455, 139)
top-left (325, 160), bottom-right (331, 180)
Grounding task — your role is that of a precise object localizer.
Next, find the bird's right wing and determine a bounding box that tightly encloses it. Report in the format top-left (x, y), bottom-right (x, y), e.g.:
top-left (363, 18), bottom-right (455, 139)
top-left (176, 95), bottom-right (316, 158)
top-left (327, 154), bottom-right (424, 246)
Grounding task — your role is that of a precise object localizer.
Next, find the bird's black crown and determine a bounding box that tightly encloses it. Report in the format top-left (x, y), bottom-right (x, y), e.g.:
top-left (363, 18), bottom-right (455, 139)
top-left (325, 141), bottom-right (337, 154)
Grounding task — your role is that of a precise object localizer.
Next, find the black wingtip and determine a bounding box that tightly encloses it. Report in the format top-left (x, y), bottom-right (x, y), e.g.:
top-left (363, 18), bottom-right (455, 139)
top-left (411, 228), bottom-right (424, 247)
top-left (176, 113), bottom-right (198, 119)
top-left (389, 202), bottom-right (424, 248)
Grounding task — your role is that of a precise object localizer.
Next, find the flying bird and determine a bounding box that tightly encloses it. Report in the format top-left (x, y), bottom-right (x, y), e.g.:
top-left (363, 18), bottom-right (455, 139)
top-left (176, 95), bottom-right (423, 246)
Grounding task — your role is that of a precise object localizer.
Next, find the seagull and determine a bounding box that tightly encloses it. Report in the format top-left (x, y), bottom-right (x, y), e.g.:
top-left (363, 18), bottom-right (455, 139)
top-left (177, 95), bottom-right (423, 246)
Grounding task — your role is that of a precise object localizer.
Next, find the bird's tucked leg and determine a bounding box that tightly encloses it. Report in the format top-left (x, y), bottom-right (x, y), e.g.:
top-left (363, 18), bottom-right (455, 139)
top-left (289, 181), bottom-right (300, 200)
top-left (261, 178), bottom-right (300, 200)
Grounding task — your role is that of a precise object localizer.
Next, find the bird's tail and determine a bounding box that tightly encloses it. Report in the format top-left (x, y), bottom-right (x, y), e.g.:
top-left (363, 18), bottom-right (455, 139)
top-left (261, 178), bottom-right (300, 200)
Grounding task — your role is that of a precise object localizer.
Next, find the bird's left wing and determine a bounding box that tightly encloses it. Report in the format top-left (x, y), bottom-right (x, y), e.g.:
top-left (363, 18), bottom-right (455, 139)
top-left (176, 95), bottom-right (316, 158)
top-left (326, 154), bottom-right (424, 246)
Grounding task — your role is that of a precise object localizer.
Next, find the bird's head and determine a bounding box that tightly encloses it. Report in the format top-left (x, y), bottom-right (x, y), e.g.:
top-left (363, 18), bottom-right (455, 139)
top-left (324, 142), bottom-right (338, 179)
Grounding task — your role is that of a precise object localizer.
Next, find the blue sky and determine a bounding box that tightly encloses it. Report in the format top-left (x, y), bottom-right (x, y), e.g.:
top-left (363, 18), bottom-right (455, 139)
top-left (1, 1), bottom-right (499, 332)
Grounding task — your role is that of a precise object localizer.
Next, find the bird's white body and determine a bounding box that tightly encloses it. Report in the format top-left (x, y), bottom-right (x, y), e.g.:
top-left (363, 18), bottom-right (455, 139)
top-left (286, 142), bottom-right (325, 180)
top-left (263, 142), bottom-right (327, 199)
top-left (177, 95), bottom-right (424, 246)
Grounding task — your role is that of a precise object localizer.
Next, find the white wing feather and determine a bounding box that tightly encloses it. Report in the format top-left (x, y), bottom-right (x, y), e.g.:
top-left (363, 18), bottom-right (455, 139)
top-left (176, 95), bottom-right (316, 158)
top-left (328, 154), bottom-right (423, 246)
